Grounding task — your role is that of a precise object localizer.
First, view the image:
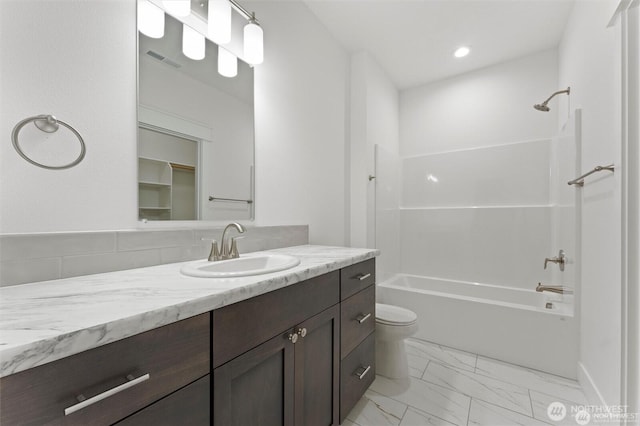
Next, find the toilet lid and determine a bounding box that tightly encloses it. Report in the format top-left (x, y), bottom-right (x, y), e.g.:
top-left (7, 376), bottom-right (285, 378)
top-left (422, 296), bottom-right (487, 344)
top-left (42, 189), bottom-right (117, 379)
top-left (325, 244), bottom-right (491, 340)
top-left (376, 303), bottom-right (417, 325)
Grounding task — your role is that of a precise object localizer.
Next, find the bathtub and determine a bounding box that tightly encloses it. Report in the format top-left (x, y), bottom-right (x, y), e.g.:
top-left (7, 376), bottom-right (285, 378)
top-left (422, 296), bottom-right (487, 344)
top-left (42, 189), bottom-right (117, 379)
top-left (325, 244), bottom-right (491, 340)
top-left (377, 274), bottom-right (579, 379)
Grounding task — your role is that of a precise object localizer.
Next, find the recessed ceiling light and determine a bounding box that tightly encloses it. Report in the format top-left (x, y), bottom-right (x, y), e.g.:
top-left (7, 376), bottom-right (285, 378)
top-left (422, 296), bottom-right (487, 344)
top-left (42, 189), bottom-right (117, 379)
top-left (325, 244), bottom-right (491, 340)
top-left (454, 46), bottom-right (470, 58)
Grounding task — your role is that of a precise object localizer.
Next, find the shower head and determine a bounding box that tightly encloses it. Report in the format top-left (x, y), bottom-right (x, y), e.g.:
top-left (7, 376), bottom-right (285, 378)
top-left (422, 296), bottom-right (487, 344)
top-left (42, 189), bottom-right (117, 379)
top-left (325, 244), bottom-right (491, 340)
top-left (533, 87), bottom-right (570, 112)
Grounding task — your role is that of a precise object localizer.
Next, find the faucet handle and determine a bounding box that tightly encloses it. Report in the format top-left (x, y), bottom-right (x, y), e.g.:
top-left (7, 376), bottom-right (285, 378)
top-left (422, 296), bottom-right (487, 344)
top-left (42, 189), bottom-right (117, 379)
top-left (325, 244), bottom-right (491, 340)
top-left (204, 239), bottom-right (221, 262)
top-left (544, 249), bottom-right (566, 271)
top-left (229, 236), bottom-right (244, 259)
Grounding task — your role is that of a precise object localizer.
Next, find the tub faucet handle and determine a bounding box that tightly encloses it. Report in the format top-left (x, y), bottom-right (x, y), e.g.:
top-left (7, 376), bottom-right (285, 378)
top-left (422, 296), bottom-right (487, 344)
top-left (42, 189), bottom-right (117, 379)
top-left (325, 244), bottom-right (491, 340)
top-left (544, 249), bottom-right (566, 271)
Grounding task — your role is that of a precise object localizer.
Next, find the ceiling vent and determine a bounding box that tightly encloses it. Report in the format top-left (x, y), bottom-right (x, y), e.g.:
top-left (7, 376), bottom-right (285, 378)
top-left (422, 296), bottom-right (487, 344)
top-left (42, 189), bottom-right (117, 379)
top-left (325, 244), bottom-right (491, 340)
top-left (146, 50), bottom-right (182, 69)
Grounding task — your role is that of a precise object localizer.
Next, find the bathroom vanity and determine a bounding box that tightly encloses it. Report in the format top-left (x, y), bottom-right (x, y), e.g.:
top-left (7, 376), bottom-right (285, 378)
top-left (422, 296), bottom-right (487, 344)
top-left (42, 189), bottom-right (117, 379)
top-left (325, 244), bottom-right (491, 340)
top-left (0, 246), bottom-right (377, 426)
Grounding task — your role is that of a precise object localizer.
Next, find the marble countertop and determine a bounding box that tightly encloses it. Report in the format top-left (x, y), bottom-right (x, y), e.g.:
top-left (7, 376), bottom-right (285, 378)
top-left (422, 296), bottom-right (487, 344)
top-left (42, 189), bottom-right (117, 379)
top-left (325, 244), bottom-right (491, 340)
top-left (0, 245), bottom-right (378, 378)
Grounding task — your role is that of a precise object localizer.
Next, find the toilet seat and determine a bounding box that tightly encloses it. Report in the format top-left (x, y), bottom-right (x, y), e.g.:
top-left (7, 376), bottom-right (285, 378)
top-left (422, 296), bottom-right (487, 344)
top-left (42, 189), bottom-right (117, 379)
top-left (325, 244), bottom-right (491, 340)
top-left (376, 303), bottom-right (417, 326)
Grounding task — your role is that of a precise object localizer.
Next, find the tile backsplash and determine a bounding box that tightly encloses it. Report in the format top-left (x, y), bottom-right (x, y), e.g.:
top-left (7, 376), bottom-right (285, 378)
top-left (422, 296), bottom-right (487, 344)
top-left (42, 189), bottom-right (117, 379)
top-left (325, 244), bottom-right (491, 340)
top-left (0, 225), bottom-right (308, 287)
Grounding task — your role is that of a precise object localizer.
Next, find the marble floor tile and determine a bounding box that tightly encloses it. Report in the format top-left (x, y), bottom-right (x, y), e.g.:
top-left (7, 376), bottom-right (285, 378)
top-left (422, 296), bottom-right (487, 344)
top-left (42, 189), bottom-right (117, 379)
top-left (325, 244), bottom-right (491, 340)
top-left (347, 389), bottom-right (407, 426)
top-left (468, 399), bottom-right (551, 426)
top-left (422, 362), bottom-right (533, 416)
top-left (530, 390), bottom-right (587, 425)
top-left (342, 419), bottom-right (360, 426)
top-left (475, 356), bottom-right (587, 403)
top-left (408, 351), bottom-right (430, 378)
top-left (370, 375), bottom-right (471, 426)
top-left (406, 339), bottom-right (477, 373)
top-left (399, 407), bottom-right (457, 426)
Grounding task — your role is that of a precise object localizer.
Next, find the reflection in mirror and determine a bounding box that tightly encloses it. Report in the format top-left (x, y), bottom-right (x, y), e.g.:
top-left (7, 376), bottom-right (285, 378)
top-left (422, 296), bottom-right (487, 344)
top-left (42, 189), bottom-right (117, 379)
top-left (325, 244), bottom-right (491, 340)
top-left (138, 10), bottom-right (254, 222)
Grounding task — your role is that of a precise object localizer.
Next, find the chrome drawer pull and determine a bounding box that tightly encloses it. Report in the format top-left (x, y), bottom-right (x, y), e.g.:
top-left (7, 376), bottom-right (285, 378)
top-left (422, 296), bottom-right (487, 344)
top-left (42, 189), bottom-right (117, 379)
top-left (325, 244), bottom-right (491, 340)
top-left (64, 373), bottom-right (150, 416)
top-left (356, 313), bottom-right (371, 324)
top-left (354, 365), bottom-right (371, 380)
top-left (356, 273), bottom-right (371, 281)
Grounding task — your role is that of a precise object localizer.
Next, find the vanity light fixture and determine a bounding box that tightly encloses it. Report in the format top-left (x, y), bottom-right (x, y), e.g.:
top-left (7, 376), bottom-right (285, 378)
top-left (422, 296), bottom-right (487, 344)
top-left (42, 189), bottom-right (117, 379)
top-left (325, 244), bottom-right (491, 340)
top-left (162, 0), bottom-right (191, 17)
top-left (138, 0), bottom-right (165, 39)
top-left (454, 46), bottom-right (470, 58)
top-left (183, 24), bottom-right (206, 60)
top-left (244, 13), bottom-right (263, 65)
top-left (208, 0), bottom-right (232, 45)
top-left (218, 46), bottom-right (238, 78)
top-left (139, 0), bottom-right (263, 75)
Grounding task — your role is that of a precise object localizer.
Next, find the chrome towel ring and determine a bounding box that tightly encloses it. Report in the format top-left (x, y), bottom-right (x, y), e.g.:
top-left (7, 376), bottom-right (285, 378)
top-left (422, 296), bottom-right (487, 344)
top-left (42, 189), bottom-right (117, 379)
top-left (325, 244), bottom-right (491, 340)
top-left (11, 114), bottom-right (86, 170)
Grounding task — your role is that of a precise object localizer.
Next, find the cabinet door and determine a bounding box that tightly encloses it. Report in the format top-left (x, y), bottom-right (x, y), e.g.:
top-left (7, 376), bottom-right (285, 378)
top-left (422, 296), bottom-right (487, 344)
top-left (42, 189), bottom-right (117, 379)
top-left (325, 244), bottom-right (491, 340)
top-left (115, 375), bottom-right (210, 426)
top-left (295, 305), bottom-right (340, 426)
top-left (213, 330), bottom-right (295, 426)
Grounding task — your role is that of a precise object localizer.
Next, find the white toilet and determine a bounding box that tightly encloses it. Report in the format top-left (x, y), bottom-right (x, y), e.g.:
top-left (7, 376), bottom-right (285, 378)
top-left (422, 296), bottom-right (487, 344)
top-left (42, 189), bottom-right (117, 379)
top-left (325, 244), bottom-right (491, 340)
top-left (375, 303), bottom-right (418, 379)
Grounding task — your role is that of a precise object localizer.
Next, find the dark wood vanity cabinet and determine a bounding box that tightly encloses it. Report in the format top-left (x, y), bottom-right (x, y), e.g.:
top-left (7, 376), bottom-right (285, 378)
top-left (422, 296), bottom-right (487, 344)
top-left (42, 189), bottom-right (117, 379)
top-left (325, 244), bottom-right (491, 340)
top-left (339, 259), bottom-right (376, 423)
top-left (212, 272), bottom-right (341, 426)
top-left (212, 259), bottom-right (376, 426)
top-left (0, 313), bottom-right (210, 426)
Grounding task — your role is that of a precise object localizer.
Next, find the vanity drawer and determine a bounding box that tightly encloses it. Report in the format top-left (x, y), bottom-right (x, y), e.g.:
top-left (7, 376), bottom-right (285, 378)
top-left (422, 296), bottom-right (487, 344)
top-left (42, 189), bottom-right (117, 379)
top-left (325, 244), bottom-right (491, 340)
top-left (340, 259), bottom-right (375, 300)
top-left (0, 313), bottom-right (210, 426)
top-left (213, 270), bottom-right (340, 368)
top-left (340, 332), bottom-right (376, 423)
top-left (341, 285), bottom-right (375, 359)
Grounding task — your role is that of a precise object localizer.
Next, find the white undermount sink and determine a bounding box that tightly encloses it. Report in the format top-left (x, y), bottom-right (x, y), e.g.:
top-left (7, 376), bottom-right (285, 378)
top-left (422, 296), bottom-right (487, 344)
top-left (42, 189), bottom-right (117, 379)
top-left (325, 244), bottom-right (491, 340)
top-left (180, 253), bottom-right (301, 278)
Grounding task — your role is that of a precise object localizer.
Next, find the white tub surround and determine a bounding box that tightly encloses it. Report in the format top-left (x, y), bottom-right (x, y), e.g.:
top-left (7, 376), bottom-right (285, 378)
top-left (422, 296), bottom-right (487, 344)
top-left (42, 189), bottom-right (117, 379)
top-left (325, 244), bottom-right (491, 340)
top-left (378, 274), bottom-right (578, 379)
top-left (0, 245), bottom-right (379, 378)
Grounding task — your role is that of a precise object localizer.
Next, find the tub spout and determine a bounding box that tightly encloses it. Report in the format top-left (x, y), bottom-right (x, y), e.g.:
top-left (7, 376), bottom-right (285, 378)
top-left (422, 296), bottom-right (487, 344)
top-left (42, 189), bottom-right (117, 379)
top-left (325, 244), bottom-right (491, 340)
top-left (536, 283), bottom-right (573, 294)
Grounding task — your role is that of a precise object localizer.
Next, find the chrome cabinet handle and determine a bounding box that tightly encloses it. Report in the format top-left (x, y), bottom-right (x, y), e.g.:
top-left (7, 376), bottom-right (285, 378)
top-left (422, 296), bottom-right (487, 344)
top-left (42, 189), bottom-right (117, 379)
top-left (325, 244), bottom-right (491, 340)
top-left (64, 373), bottom-right (150, 416)
top-left (288, 332), bottom-right (299, 344)
top-left (356, 313), bottom-right (371, 324)
top-left (356, 273), bottom-right (371, 281)
top-left (354, 365), bottom-right (371, 380)
top-left (297, 327), bottom-right (307, 338)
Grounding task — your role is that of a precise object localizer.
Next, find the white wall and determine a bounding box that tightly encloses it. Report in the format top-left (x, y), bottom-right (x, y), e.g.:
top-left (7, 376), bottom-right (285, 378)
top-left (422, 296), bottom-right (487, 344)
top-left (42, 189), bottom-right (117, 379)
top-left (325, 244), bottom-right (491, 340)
top-left (247, 1), bottom-right (349, 246)
top-left (558, 0), bottom-right (622, 407)
top-left (349, 52), bottom-right (400, 248)
top-left (0, 1), bottom-right (351, 247)
top-left (401, 49), bottom-right (558, 157)
top-left (0, 0), bottom-right (138, 233)
top-left (349, 52), bottom-right (400, 279)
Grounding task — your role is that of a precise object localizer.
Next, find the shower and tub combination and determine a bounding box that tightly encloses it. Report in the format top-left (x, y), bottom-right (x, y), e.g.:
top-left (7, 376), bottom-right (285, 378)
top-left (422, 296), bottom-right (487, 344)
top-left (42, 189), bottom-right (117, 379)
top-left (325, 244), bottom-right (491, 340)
top-left (375, 89), bottom-right (580, 379)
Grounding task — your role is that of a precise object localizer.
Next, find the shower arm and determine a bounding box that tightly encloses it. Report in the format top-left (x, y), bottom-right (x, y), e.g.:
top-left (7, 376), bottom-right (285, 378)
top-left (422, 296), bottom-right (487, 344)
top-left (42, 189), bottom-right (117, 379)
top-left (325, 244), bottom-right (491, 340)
top-left (540, 87), bottom-right (571, 106)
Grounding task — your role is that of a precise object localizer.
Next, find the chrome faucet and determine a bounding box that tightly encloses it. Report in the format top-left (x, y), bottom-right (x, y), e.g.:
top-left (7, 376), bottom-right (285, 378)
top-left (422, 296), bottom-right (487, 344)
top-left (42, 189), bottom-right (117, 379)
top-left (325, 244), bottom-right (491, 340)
top-left (220, 222), bottom-right (246, 260)
top-left (536, 283), bottom-right (573, 294)
top-left (544, 249), bottom-right (566, 271)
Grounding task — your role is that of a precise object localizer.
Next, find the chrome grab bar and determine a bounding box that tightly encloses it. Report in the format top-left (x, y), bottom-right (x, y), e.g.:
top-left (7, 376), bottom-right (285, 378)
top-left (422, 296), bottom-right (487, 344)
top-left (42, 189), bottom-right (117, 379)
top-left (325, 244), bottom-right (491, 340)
top-left (568, 164), bottom-right (614, 186)
top-left (536, 283), bottom-right (574, 294)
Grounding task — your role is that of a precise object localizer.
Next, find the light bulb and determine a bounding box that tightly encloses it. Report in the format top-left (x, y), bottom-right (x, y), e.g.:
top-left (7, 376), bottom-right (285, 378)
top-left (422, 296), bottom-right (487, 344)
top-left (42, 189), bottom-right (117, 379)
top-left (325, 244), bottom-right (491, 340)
top-left (208, 0), bottom-right (231, 45)
top-left (244, 17), bottom-right (263, 65)
top-left (183, 24), bottom-right (205, 60)
top-left (138, 0), bottom-right (165, 39)
top-left (163, 0), bottom-right (191, 17)
top-left (218, 46), bottom-right (237, 78)
top-left (454, 46), bottom-right (470, 58)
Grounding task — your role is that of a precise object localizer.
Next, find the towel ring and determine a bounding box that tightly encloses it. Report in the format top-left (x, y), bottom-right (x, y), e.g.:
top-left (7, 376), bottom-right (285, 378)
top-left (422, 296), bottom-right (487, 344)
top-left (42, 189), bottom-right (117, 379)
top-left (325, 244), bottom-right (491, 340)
top-left (11, 114), bottom-right (86, 170)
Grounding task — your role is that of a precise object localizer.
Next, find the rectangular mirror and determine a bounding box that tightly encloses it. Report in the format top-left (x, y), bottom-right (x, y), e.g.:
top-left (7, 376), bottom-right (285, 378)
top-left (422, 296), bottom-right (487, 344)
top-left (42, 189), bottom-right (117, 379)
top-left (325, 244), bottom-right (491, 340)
top-left (137, 8), bottom-right (254, 222)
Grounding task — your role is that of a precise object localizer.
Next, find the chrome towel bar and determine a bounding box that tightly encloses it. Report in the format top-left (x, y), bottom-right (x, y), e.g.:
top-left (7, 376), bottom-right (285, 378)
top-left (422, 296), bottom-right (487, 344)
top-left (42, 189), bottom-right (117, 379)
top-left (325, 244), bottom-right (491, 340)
top-left (208, 196), bottom-right (253, 204)
top-left (568, 164), bottom-right (614, 186)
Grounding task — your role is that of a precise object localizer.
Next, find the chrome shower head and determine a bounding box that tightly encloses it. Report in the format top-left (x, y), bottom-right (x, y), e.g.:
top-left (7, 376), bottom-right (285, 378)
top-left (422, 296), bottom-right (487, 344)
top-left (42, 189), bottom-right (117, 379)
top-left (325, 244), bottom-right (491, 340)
top-left (533, 87), bottom-right (570, 112)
